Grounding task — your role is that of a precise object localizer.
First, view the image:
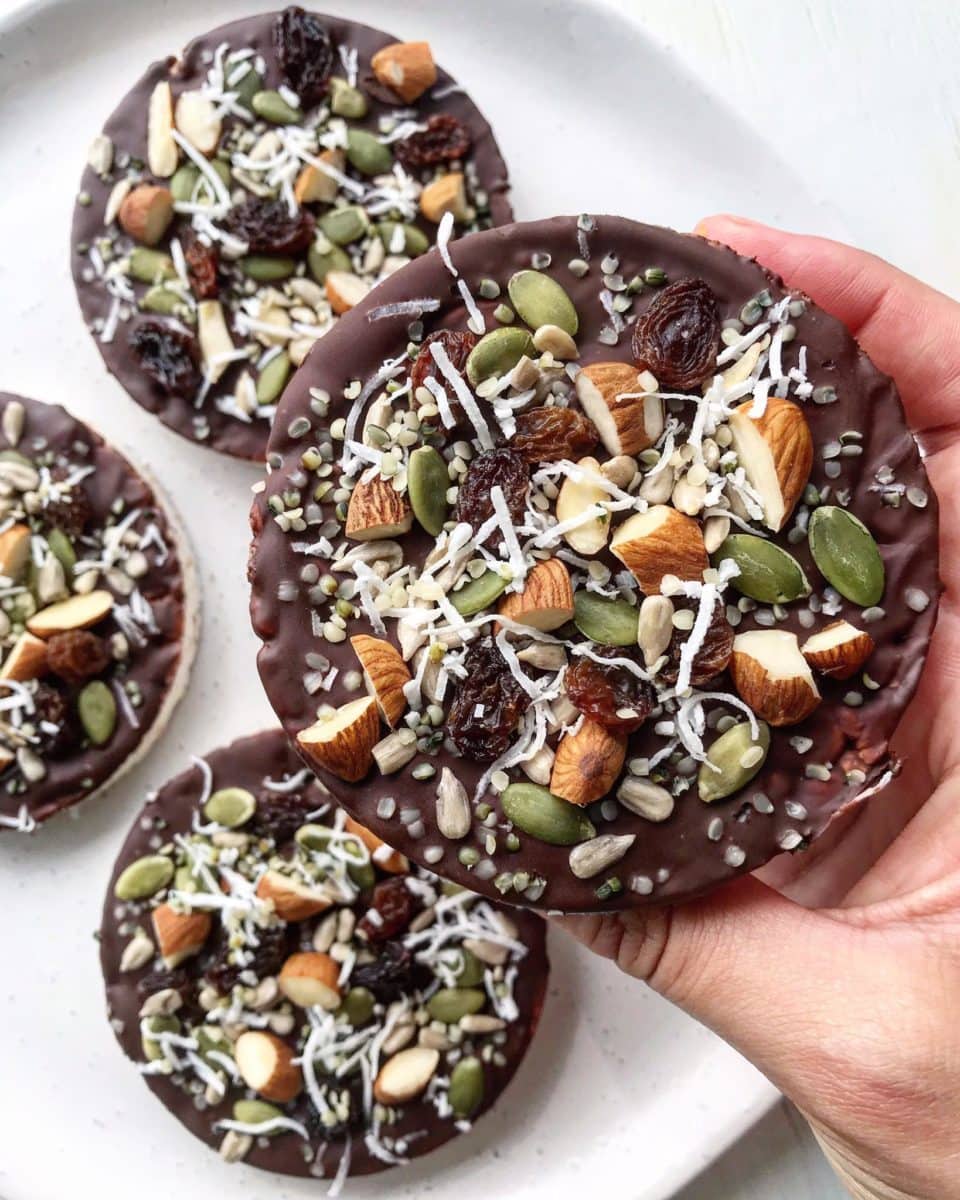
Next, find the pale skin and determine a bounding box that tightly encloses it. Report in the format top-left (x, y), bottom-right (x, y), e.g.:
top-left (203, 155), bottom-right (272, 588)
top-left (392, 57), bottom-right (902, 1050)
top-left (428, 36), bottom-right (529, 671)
top-left (558, 216), bottom-right (960, 1200)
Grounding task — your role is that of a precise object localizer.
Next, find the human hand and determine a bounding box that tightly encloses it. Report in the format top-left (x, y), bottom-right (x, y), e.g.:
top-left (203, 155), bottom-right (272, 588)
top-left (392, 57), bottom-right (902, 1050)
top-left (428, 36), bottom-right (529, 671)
top-left (558, 217), bottom-right (960, 1200)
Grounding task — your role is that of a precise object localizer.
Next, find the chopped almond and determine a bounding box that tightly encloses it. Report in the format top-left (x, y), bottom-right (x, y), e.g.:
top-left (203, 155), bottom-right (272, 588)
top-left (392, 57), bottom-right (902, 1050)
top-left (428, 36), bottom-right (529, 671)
top-left (197, 299), bottom-right (234, 384)
top-left (27, 590), bottom-right (113, 638)
top-left (294, 148), bottom-right (345, 205)
top-left (374, 1046), bottom-right (440, 1104)
top-left (173, 90), bottom-right (222, 154)
top-left (610, 505), bottom-right (708, 593)
top-left (297, 696), bottom-right (380, 782)
top-left (801, 620), bottom-right (875, 680)
top-left (278, 951), bottom-right (341, 1010)
top-left (555, 456), bottom-right (611, 555)
top-left (0, 523), bottom-right (32, 581)
top-left (730, 630), bottom-right (821, 726)
top-left (420, 173), bottom-right (471, 224)
top-left (350, 634), bottom-right (411, 726)
top-left (147, 81), bottom-right (178, 177)
top-left (344, 815), bottom-right (408, 874)
top-left (370, 41), bottom-right (437, 102)
top-left (345, 474), bottom-right (413, 541)
top-left (498, 558), bottom-right (574, 632)
top-left (550, 719), bottom-right (627, 806)
top-left (575, 362), bottom-right (663, 456)
top-left (728, 398), bottom-right (813, 531)
top-left (118, 185), bottom-right (174, 246)
top-left (151, 903), bottom-right (212, 968)
top-left (325, 270), bottom-right (372, 314)
top-left (0, 632), bottom-right (48, 682)
top-left (256, 869), bottom-right (332, 921)
top-left (235, 1031), bottom-right (302, 1103)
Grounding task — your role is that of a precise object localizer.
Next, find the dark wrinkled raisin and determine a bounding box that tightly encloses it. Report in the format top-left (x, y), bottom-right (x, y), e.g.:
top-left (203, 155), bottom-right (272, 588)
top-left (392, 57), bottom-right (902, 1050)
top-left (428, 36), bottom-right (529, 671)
top-left (454, 448), bottom-right (529, 529)
top-left (274, 6), bottom-right (336, 105)
top-left (46, 630), bottom-right (110, 684)
top-left (226, 197), bottom-right (316, 256)
top-left (566, 645), bottom-right (655, 734)
top-left (32, 683), bottom-right (78, 758)
top-left (130, 321), bottom-right (202, 399)
top-left (350, 940), bottom-right (427, 1003)
top-left (184, 235), bottom-right (219, 300)
top-left (659, 599), bottom-right (734, 687)
top-left (44, 466), bottom-right (93, 537)
top-left (205, 924), bottom-right (292, 993)
top-left (446, 639), bottom-right (529, 762)
top-left (395, 114), bottom-right (473, 169)
top-left (509, 406), bottom-right (599, 464)
top-left (137, 967), bottom-right (193, 1001)
top-left (632, 278), bottom-right (721, 391)
top-left (249, 793), bottom-right (312, 845)
top-left (410, 328), bottom-right (477, 396)
top-left (357, 877), bottom-right (418, 942)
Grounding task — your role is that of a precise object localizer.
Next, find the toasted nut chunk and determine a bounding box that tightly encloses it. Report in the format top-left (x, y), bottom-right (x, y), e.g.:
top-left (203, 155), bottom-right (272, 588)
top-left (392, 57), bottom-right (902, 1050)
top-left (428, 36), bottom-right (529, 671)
top-left (370, 41), bottom-right (437, 102)
top-left (550, 719), bottom-right (627, 806)
top-left (344, 815), bottom-right (407, 873)
top-left (728, 398), bottom-right (813, 532)
top-left (256, 869), bottom-right (332, 921)
top-left (801, 620), bottom-right (875, 680)
top-left (374, 1046), bottom-right (440, 1104)
top-left (420, 173), bottom-right (471, 224)
top-left (325, 270), bottom-right (371, 314)
top-left (152, 903), bottom-right (212, 968)
top-left (730, 630), bottom-right (821, 726)
top-left (498, 558), bottom-right (574, 632)
top-left (27, 590), bottom-right (113, 637)
top-left (576, 362), bottom-right (663, 456)
top-left (0, 523), bottom-right (31, 581)
top-left (278, 951), bottom-right (341, 1010)
top-left (147, 81), bottom-right (179, 177)
top-left (119, 185), bottom-right (174, 246)
top-left (350, 634), bottom-right (411, 726)
top-left (346, 475), bottom-right (413, 541)
top-left (297, 696), bottom-right (380, 782)
top-left (555, 456), bottom-right (611, 555)
top-left (174, 90), bottom-right (222, 154)
top-left (235, 1031), bottom-right (302, 1103)
top-left (0, 632), bottom-right (48, 682)
top-left (294, 148), bottom-right (345, 204)
top-left (610, 506), bottom-right (708, 593)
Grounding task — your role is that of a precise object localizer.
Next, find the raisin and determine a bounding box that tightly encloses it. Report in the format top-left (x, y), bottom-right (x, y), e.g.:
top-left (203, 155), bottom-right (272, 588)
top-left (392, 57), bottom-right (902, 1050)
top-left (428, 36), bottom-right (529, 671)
top-left (454, 448), bottom-right (529, 529)
top-left (274, 6), bottom-right (336, 106)
top-left (566, 645), bottom-right (655, 734)
top-left (137, 967), bottom-right (193, 1002)
top-left (32, 683), bottom-right (78, 758)
top-left (446, 639), bottom-right (529, 762)
top-left (510, 406), bottom-right (599, 464)
top-left (658, 599), bottom-right (734, 687)
top-left (46, 631), bottom-right (110, 685)
top-left (350, 940), bottom-right (427, 1003)
top-left (44, 466), bottom-right (93, 537)
top-left (631, 278), bottom-right (721, 391)
top-left (226, 197), bottom-right (316, 256)
top-left (395, 115), bottom-right (473, 169)
top-left (205, 924), bottom-right (292, 993)
top-left (357, 877), bottom-right (418, 943)
top-left (184, 235), bottom-right (219, 300)
top-left (249, 793), bottom-right (312, 845)
top-left (130, 321), bottom-right (202, 399)
top-left (410, 329), bottom-right (477, 396)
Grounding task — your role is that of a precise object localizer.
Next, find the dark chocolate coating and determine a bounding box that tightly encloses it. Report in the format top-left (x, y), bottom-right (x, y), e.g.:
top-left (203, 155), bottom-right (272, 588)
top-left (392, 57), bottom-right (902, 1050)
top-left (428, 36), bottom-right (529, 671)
top-left (248, 216), bottom-right (940, 913)
top-left (71, 9), bottom-right (513, 462)
top-left (99, 729), bottom-right (548, 1179)
top-left (0, 392), bottom-right (190, 831)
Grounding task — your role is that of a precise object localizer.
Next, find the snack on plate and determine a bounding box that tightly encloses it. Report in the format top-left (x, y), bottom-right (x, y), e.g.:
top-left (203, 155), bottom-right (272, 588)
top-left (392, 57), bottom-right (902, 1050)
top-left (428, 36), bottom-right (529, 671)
top-left (100, 729), bottom-right (547, 1180)
top-left (71, 7), bottom-right (511, 460)
top-left (248, 215), bottom-right (939, 913)
top-left (0, 392), bottom-right (196, 832)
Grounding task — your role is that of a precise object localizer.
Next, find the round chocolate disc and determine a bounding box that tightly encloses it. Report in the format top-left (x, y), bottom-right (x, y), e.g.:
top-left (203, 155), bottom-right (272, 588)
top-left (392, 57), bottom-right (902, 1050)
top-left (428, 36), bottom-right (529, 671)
top-left (100, 729), bottom-right (548, 1179)
top-left (0, 392), bottom-right (196, 833)
top-left (71, 7), bottom-right (512, 461)
top-left (248, 215), bottom-right (939, 913)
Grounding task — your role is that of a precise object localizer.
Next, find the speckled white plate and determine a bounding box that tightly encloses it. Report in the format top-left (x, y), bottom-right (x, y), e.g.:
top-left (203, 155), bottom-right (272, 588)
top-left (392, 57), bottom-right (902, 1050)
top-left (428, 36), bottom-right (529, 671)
top-left (0, 1), bottom-right (839, 1197)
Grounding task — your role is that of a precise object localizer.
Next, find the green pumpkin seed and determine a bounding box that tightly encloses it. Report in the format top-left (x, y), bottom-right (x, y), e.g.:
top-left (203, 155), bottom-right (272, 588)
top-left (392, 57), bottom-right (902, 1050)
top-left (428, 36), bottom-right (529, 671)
top-left (808, 506), bottom-right (885, 606)
top-left (501, 783), bottom-right (596, 846)
top-left (455, 949), bottom-right (486, 988)
top-left (308, 241), bottom-right (351, 282)
top-left (210, 160), bottom-right (232, 189)
top-left (140, 286), bottom-right (185, 316)
top-left (320, 206), bottom-right (370, 246)
top-left (257, 352), bottom-right (292, 405)
top-left (115, 853), bottom-right (174, 901)
top-left (376, 221), bottom-right (430, 258)
top-left (295, 823), bottom-right (331, 851)
top-left (204, 786), bottom-right (257, 828)
top-left (408, 446), bottom-right (449, 535)
top-left (451, 570), bottom-right (509, 615)
top-left (46, 528), bottom-right (76, 573)
top-left (77, 680), bottom-right (116, 746)
top-left (346, 129), bottom-right (393, 176)
top-left (465, 327), bottom-right (536, 385)
top-left (329, 76), bottom-right (368, 119)
top-left (142, 1014), bottom-right (180, 1062)
top-left (195, 1024), bottom-right (230, 1062)
top-left (573, 591), bottom-right (638, 645)
top-left (427, 987), bottom-right (486, 1024)
top-left (129, 247), bottom-right (176, 284)
top-left (296, 823), bottom-right (373, 888)
top-left (241, 255), bottom-right (297, 282)
top-left (507, 270), bottom-right (579, 335)
top-left (340, 986), bottom-right (375, 1027)
top-left (174, 864), bottom-right (200, 894)
top-left (233, 1099), bottom-right (283, 1130)
top-left (698, 721), bottom-right (771, 803)
top-left (232, 68), bottom-right (263, 112)
top-left (170, 164), bottom-right (200, 203)
top-left (716, 535), bottom-right (810, 604)
top-left (449, 1056), bottom-right (485, 1118)
top-left (251, 89), bottom-right (301, 125)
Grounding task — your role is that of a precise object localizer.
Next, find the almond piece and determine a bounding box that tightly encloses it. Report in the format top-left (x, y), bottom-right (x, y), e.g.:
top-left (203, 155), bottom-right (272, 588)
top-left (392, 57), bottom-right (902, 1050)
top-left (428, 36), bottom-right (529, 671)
top-left (550, 718), bottom-right (627, 807)
top-left (325, 269), bottom-right (372, 314)
top-left (174, 90), bottom-right (222, 155)
top-left (728, 397), bottom-right (813, 531)
top-left (344, 814), bottom-right (408, 873)
top-left (256, 869), bottom-right (333, 921)
top-left (151, 903), bottom-right (212, 968)
top-left (235, 1031), bottom-right (302, 1103)
top-left (575, 362), bottom-right (663, 456)
top-left (730, 629), bottom-right (821, 726)
top-left (801, 620), bottom-right (875, 680)
top-left (147, 81), bottom-right (179, 177)
top-left (374, 1046), bottom-right (440, 1105)
top-left (350, 634), bottom-right (411, 726)
top-left (498, 558), bottom-right (574, 632)
top-left (0, 523), bottom-right (31, 582)
top-left (278, 951), bottom-right (341, 1010)
top-left (420, 173), bottom-right (471, 224)
top-left (297, 696), bottom-right (380, 782)
top-left (555, 456), bottom-right (611, 555)
top-left (197, 299), bottom-right (235, 384)
top-left (294, 148), bottom-right (345, 204)
top-left (345, 475), bottom-right (413, 541)
top-left (370, 41), bottom-right (437, 102)
top-left (118, 184), bottom-right (174, 247)
top-left (0, 632), bottom-right (49, 681)
top-left (27, 590), bottom-right (113, 637)
top-left (610, 505), bottom-right (708, 593)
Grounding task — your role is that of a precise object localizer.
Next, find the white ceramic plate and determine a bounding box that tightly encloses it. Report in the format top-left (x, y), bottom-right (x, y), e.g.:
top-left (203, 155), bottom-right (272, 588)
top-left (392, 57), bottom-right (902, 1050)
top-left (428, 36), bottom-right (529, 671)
top-left (0, 1), bottom-right (841, 1196)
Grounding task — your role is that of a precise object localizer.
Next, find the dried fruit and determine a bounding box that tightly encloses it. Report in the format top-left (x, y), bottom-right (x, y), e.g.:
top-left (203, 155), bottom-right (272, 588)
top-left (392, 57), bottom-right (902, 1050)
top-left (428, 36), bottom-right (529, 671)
top-left (45, 468), bottom-right (93, 537)
top-left (410, 329), bottom-right (477, 395)
top-left (32, 683), bottom-right (75, 756)
top-left (137, 967), bottom-right (192, 1002)
top-left (274, 6), bottom-right (336, 105)
top-left (249, 793), bottom-right (311, 844)
top-left (357, 877), bottom-right (418, 942)
top-left (130, 321), bottom-right (202, 399)
top-left (207, 925), bottom-right (291, 993)
top-left (350, 939), bottom-right (423, 1002)
top-left (184, 235), bottom-right (219, 300)
top-left (395, 114), bottom-right (472, 168)
top-left (632, 278), bottom-right (721, 390)
top-left (454, 448), bottom-right (529, 530)
top-left (445, 639), bottom-right (529, 762)
top-left (510, 406), bottom-right (598, 464)
top-left (46, 629), bottom-right (109, 684)
top-left (566, 646), bottom-right (655, 733)
top-left (226, 197), bottom-right (316, 256)
top-left (659, 600), bottom-right (734, 687)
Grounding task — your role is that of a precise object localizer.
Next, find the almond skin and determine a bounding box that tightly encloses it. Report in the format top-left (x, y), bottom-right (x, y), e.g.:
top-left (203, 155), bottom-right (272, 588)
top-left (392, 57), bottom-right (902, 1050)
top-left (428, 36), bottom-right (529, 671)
top-left (118, 184), bottom-right (174, 246)
top-left (256, 870), bottom-right (332, 921)
top-left (278, 951), bottom-right (341, 1010)
top-left (0, 632), bottom-right (49, 682)
top-left (420, 172), bottom-right (470, 223)
top-left (610, 505), bottom-right (708, 593)
top-left (297, 696), bottom-right (381, 782)
top-left (370, 41), bottom-right (437, 102)
top-left (344, 815), bottom-right (408, 874)
top-left (345, 475), bottom-right (413, 541)
top-left (730, 629), bottom-right (821, 726)
top-left (294, 148), bottom-right (344, 204)
top-left (0, 523), bottom-right (32, 581)
top-left (325, 270), bottom-right (371, 315)
top-left (151, 903), bottom-right (212, 968)
top-left (27, 590), bottom-right (113, 637)
top-left (235, 1031), bottom-right (302, 1103)
top-left (801, 620), bottom-right (875, 680)
top-left (498, 558), bottom-right (574, 632)
top-left (575, 362), bottom-right (663, 456)
top-left (728, 398), bottom-right (813, 532)
top-left (350, 634), bottom-right (411, 727)
top-left (550, 719), bottom-right (627, 806)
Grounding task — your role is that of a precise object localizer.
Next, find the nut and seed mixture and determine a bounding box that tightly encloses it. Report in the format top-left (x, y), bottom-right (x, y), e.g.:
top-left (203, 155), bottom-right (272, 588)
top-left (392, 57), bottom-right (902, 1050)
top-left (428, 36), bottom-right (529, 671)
top-left (71, 8), bottom-right (512, 460)
top-left (249, 215), bottom-right (939, 912)
top-left (100, 730), bottom-right (547, 1184)
top-left (0, 392), bottom-right (193, 832)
